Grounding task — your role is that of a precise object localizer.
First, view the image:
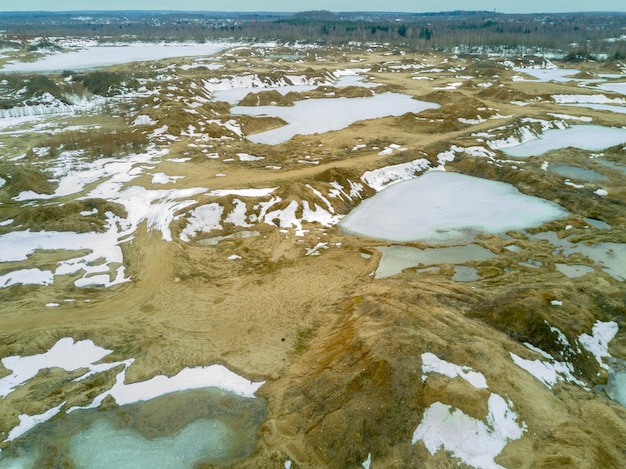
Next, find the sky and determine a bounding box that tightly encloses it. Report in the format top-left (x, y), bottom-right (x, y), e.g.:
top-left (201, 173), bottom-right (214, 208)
top-left (3, 1), bottom-right (626, 14)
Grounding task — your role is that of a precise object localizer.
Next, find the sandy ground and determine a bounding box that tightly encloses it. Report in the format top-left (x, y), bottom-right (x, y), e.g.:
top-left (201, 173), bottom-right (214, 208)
top-left (1, 46), bottom-right (626, 468)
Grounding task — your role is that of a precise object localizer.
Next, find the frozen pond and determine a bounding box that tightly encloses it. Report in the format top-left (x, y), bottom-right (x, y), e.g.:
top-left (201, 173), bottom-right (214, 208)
top-left (501, 125), bottom-right (626, 157)
top-left (375, 244), bottom-right (496, 279)
top-left (604, 360), bottom-right (626, 408)
top-left (212, 70), bottom-right (376, 104)
top-left (0, 338), bottom-right (266, 468)
top-left (551, 165), bottom-right (609, 182)
top-left (555, 263), bottom-right (595, 278)
top-left (564, 103), bottom-right (626, 114)
top-left (231, 93), bottom-right (439, 144)
top-left (340, 172), bottom-right (568, 244)
top-left (513, 67), bottom-right (584, 82)
top-left (598, 83), bottom-right (626, 95)
top-left (0, 389), bottom-right (265, 469)
top-left (1, 43), bottom-right (229, 73)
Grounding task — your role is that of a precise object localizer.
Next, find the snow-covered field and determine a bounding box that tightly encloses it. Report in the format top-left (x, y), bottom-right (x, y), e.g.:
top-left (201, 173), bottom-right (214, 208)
top-left (1, 43), bottom-right (230, 72)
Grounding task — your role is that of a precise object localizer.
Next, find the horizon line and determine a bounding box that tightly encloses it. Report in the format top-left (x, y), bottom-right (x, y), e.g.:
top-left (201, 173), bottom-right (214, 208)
top-left (2, 9), bottom-right (626, 15)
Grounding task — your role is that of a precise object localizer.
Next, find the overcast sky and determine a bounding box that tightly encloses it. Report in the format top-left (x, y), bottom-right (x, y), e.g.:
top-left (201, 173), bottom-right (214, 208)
top-left (4, 1), bottom-right (626, 14)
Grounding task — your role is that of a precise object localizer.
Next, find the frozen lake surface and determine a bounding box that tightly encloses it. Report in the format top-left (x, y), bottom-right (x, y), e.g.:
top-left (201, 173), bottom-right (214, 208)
top-left (1, 43), bottom-right (229, 72)
top-left (501, 125), bottom-right (626, 157)
top-left (598, 83), bottom-right (626, 95)
top-left (231, 93), bottom-right (439, 144)
top-left (340, 172), bottom-right (568, 244)
top-left (564, 103), bottom-right (626, 114)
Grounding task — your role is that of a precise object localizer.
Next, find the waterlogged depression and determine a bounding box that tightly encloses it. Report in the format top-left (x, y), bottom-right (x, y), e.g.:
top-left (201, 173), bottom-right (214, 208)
top-left (0, 338), bottom-right (265, 467)
top-left (1, 389), bottom-right (265, 468)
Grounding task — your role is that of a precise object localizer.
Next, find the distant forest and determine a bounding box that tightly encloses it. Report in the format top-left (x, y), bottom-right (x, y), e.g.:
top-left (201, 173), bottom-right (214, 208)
top-left (1, 10), bottom-right (626, 59)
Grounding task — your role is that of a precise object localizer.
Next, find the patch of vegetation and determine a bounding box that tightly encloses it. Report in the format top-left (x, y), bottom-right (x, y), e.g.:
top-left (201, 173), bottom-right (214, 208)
top-left (10, 199), bottom-right (127, 233)
top-left (76, 71), bottom-right (139, 97)
top-left (294, 327), bottom-right (316, 354)
top-left (0, 39), bottom-right (20, 49)
top-left (563, 47), bottom-right (595, 62)
top-left (26, 38), bottom-right (61, 52)
top-left (0, 165), bottom-right (56, 198)
top-left (32, 128), bottom-right (148, 159)
top-left (0, 74), bottom-right (66, 108)
top-left (469, 287), bottom-right (601, 382)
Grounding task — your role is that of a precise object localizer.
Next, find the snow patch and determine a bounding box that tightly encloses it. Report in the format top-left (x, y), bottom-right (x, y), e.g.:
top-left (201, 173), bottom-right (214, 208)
top-left (421, 353), bottom-right (488, 389)
top-left (412, 394), bottom-right (524, 469)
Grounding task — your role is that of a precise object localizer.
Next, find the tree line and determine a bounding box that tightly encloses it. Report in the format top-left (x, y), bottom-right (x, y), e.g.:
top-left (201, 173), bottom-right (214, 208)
top-left (0, 10), bottom-right (625, 56)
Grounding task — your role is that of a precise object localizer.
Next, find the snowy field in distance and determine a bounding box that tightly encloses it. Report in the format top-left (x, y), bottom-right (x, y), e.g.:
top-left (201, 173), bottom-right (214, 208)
top-left (1, 43), bottom-right (230, 72)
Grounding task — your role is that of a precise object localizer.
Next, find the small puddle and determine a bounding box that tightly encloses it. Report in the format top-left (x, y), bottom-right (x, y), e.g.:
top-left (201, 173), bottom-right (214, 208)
top-left (604, 360), bottom-right (626, 408)
top-left (551, 165), bottom-right (609, 182)
top-left (451, 266), bottom-right (481, 282)
top-left (583, 217), bottom-right (612, 230)
top-left (596, 159), bottom-right (626, 176)
top-left (375, 244), bottom-right (496, 279)
top-left (555, 263), bottom-right (595, 278)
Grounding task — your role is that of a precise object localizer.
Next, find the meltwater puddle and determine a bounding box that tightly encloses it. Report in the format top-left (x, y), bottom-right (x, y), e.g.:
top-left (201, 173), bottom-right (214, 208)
top-left (0, 388), bottom-right (266, 469)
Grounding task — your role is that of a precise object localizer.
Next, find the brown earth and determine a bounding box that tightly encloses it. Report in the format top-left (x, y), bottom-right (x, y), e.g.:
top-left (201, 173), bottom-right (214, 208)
top-left (1, 46), bottom-right (626, 468)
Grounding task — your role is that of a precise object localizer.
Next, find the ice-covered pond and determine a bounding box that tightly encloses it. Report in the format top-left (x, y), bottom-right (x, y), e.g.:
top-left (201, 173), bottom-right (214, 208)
top-left (340, 172), bottom-right (568, 244)
top-left (1, 43), bottom-right (229, 73)
top-left (0, 389), bottom-right (265, 469)
top-left (598, 83), bottom-right (626, 95)
top-left (375, 244), bottom-right (496, 279)
top-left (501, 125), bottom-right (626, 157)
top-left (0, 338), bottom-right (266, 468)
top-left (231, 93), bottom-right (439, 144)
top-left (513, 67), bottom-right (585, 82)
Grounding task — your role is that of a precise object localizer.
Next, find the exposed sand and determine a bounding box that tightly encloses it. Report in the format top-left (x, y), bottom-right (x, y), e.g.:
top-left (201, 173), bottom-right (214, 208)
top-left (1, 45), bottom-right (626, 468)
